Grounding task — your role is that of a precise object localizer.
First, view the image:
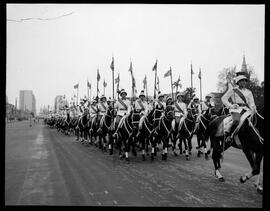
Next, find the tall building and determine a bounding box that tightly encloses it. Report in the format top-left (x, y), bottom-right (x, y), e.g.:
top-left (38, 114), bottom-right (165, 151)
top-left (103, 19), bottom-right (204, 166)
top-left (19, 90), bottom-right (36, 115)
top-left (54, 95), bottom-right (68, 112)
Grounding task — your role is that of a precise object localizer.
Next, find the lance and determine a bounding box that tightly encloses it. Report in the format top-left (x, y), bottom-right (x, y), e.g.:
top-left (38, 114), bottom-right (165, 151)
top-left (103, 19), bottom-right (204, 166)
top-left (199, 67), bottom-right (202, 111)
top-left (170, 66), bottom-right (174, 102)
top-left (145, 75), bottom-right (149, 103)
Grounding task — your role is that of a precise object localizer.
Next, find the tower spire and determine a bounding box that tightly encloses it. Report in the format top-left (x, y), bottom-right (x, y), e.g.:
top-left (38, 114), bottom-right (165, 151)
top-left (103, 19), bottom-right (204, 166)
top-left (241, 53), bottom-right (247, 73)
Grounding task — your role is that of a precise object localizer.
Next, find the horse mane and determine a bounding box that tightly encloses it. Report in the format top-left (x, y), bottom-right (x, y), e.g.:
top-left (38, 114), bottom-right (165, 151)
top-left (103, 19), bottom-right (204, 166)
top-left (205, 115), bottom-right (228, 140)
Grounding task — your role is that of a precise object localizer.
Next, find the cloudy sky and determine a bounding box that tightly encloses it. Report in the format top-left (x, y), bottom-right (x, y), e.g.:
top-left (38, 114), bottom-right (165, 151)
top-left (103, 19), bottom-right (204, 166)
top-left (6, 4), bottom-right (264, 112)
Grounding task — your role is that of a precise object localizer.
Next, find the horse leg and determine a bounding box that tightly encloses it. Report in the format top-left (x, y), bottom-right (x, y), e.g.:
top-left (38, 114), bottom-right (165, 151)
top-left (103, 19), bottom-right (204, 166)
top-left (141, 137), bottom-right (146, 161)
top-left (201, 136), bottom-right (210, 160)
top-left (197, 135), bottom-right (202, 157)
top-left (131, 136), bottom-right (137, 157)
top-left (150, 137), bottom-right (155, 161)
top-left (103, 134), bottom-right (107, 152)
top-left (162, 139), bottom-right (168, 161)
top-left (184, 138), bottom-right (189, 160)
top-left (172, 131), bottom-right (178, 156)
top-left (178, 138), bottom-right (183, 154)
top-left (211, 137), bottom-right (225, 182)
top-left (124, 138), bottom-right (130, 162)
top-left (240, 148), bottom-right (260, 183)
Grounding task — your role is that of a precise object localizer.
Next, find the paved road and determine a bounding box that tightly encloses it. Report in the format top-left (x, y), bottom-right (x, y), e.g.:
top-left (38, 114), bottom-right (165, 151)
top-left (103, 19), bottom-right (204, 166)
top-left (5, 121), bottom-right (263, 207)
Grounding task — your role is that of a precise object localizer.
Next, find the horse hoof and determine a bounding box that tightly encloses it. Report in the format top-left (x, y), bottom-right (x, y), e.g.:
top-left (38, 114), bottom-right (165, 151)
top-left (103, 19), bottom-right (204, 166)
top-left (151, 154), bottom-right (154, 160)
top-left (197, 152), bottom-right (201, 157)
top-left (219, 177), bottom-right (225, 182)
top-left (257, 187), bottom-right (263, 194)
top-left (179, 151), bottom-right (182, 155)
top-left (189, 151), bottom-right (192, 155)
top-left (240, 176), bottom-right (247, 183)
top-left (125, 158), bottom-right (130, 163)
top-left (186, 156), bottom-right (189, 161)
top-left (174, 152), bottom-right (178, 157)
top-left (205, 155), bottom-right (210, 160)
top-left (109, 150), bottom-right (113, 155)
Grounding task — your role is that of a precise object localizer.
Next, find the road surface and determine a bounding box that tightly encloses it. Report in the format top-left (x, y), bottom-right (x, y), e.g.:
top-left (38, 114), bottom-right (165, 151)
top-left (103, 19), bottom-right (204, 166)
top-left (5, 121), bottom-right (263, 207)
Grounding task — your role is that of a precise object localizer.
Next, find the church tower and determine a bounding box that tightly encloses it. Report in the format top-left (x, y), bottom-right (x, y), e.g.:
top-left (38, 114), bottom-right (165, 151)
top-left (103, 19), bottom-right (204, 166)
top-left (236, 54), bottom-right (249, 79)
top-left (241, 54), bottom-right (248, 73)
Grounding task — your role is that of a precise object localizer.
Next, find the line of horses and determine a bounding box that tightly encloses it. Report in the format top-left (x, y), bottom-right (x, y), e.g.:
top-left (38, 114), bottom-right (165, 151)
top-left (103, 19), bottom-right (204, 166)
top-left (44, 104), bottom-right (264, 194)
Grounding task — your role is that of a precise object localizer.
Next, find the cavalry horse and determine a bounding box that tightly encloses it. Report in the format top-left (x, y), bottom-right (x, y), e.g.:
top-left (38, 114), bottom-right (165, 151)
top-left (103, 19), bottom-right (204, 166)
top-left (175, 108), bottom-right (196, 160)
top-left (77, 110), bottom-right (89, 143)
top-left (205, 107), bottom-right (264, 194)
top-left (137, 108), bottom-right (155, 161)
top-left (97, 105), bottom-right (114, 153)
top-left (63, 112), bottom-right (72, 135)
top-left (115, 108), bottom-right (141, 162)
top-left (153, 105), bottom-right (175, 161)
top-left (195, 107), bottom-right (217, 159)
top-left (90, 111), bottom-right (104, 148)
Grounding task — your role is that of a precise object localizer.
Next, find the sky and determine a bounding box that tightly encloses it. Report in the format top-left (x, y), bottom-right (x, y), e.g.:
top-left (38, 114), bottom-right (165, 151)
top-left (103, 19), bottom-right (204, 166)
top-left (6, 4), bottom-right (265, 112)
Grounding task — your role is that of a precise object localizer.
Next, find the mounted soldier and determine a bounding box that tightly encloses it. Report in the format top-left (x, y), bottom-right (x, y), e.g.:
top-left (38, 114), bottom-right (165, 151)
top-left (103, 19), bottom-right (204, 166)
top-left (153, 91), bottom-right (166, 125)
top-left (166, 96), bottom-right (174, 106)
top-left (113, 89), bottom-right (131, 138)
top-left (173, 92), bottom-right (188, 138)
top-left (221, 74), bottom-right (257, 143)
top-left (188, 96), bottom-right (201, 133)
top-left (201, 94), bottom-right (215, 114)
top-left (135, 90), bottom-right (149, 129)
top-left (97, 95), bottom-right (108, 130)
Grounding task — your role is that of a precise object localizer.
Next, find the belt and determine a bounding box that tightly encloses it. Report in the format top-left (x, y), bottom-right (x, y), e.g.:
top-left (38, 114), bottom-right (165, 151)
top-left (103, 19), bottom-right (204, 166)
top-left (119, 108), bottom-right (127, 111)
top-left (237, 103), bottom-right (248, 107)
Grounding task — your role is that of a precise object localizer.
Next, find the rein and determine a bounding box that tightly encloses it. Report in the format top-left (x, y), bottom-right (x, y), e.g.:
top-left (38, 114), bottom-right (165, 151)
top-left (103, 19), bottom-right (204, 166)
top-left (248, 114), bottom-right (264, 144)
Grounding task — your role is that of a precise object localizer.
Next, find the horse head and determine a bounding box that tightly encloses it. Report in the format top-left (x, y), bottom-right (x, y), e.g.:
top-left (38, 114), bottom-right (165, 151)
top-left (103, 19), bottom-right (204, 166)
top-left (131, 108), bottom-right (141, 131)
top-left (147, 108), bottom-right (155, 124)
top-left (164, 105), bottom-right (175, 121)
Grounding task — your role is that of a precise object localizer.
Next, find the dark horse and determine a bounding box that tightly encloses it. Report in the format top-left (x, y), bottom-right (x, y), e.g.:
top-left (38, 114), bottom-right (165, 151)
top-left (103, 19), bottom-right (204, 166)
top-left (115, 108), bottom-right (141, 162)
top-left (205, 107), bottom-right (264, 194)
top-left (64, 112), bottom-right (72, 135)
top-left (195, 107), bottom-right (217, 159)
top-left (153, 105), bottom-right (175, 161)
top-left (137, 108), bottom-right (155, 161)
top-left (97, 105), bottom-right (114, 153)
top-left (175, 108), bottom-right (196, 160)
top-left (77, 110), bottom-right (89, 143)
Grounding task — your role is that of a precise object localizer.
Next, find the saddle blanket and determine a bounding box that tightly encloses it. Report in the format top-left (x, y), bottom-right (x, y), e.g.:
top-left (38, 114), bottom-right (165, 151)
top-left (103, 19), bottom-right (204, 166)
top-left (216, 110), bottom-right (252, 147)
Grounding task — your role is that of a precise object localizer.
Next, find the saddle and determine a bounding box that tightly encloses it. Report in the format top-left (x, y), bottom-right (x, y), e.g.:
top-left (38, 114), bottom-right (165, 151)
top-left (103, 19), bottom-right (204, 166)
top-left (216, 110), bottom-right (252, 148)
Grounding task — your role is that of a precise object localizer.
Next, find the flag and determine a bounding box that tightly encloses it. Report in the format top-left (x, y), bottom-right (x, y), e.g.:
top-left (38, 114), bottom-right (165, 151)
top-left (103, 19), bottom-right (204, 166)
top-left (103, 79), bottom-right (107, 87)
top-left (198, 68), bottom-right (201, 79)
top-left (115, 74), bottom-right (120, 84)
top-left (132, 75), bottom-right (136, 90)
top-left (157, 76), bottom-right (160, 91)
top-left (110, 57), bottom-right (114, 71)
top-left (152, 60), bottom-right (157, 71)
top-left (128, 61), bottom-right (133, 73)
top-left (143, 75), bottom-right (147, 89)
top-left (74, 83), bottom-right (79, 89)
top-left (164, 68), bottom-right (171, 78)
top-left (97, 69), bottom-right (100, 81)
top-left (191, 63), bottom-right (194, 75)
top-left (87, 81), bottom-right (91, 89)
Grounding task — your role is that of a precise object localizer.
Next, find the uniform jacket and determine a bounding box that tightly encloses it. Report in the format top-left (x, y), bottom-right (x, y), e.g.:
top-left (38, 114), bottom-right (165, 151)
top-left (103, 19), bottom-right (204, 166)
top-left (115, 98), bottom-right (131, 116)
top-left (221, 86), bottom-right (256, 112)
top-left (174, 101), bottom-right (188, 117)
top-left (134, 99), bottom-right (149, 115)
